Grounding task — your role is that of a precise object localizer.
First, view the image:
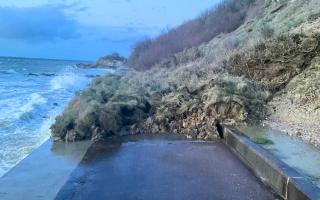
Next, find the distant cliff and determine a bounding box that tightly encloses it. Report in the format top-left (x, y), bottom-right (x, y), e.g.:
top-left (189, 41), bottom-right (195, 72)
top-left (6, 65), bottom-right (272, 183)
top-left (77, 53), bottom-right (127, 68)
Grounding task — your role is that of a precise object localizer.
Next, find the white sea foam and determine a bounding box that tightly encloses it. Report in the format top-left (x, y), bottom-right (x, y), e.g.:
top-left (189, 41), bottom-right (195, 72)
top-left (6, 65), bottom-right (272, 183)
top-left (50, 71), bottom-right (87, 91)
top-left (0, 107), bottom-right (59, 178)
top-left (15, 93), bottom-right (47, 119)
top-left (0, 93), bottom-right (47, 124)
top-left (0, 59), bottom-right (109, 179)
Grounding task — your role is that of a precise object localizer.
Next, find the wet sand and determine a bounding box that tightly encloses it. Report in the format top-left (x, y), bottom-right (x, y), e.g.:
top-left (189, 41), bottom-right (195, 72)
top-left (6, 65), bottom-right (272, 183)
top-left (55, 135), bottom-right (276, 200)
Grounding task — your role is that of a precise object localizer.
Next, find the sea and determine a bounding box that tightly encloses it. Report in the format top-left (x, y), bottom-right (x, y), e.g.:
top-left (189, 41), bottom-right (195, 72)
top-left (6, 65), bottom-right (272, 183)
top-left (0, 57), bottom-right (111, 177)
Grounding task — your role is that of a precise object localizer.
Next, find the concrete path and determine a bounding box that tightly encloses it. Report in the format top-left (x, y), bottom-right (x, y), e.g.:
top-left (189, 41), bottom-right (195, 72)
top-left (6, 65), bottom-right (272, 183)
top-left (0, 140), bottom-right (91, 200)
top-left (55, 136), bottom-right (276, 200)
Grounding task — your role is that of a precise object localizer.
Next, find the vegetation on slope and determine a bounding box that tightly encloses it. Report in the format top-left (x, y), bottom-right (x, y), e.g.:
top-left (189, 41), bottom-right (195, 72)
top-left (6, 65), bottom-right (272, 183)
top-left (51, 0), bottom-right (320, 144)
top-left (128, 0), bottom-right (263, 70)
top-left (225, 33), bottom-right (320, 92)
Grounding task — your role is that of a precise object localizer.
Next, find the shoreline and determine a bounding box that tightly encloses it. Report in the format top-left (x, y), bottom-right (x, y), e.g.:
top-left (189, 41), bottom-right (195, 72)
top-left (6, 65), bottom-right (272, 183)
top-left (0, 57), bottom-right (112, 180)
top-left (0, 138), bottom-right (49, 179)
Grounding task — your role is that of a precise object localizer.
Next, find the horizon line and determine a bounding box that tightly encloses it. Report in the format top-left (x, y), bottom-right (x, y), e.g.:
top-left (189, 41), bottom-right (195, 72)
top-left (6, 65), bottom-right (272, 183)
top-left (0, 55), bottom-right (92, 63)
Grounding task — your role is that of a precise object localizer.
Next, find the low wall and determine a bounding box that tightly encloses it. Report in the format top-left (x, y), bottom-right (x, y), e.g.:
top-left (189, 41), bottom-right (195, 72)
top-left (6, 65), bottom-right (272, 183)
top-left (222, 127), bottom-right (320, 200)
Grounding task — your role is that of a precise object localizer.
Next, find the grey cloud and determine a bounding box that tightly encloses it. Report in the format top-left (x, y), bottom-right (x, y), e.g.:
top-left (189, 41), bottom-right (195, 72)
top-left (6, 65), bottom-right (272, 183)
top-left (0, 5), bottom-right (80, 42)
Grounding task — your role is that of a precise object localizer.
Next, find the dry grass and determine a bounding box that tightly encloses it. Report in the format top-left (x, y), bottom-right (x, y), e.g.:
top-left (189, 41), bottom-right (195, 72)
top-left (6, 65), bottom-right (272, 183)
top-left (128, 0), bottom-right (262, 70)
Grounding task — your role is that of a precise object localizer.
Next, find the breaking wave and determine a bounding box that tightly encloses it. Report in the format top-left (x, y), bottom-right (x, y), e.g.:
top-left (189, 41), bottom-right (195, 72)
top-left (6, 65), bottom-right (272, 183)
top-left (0, 58), bottom-right (109, 177)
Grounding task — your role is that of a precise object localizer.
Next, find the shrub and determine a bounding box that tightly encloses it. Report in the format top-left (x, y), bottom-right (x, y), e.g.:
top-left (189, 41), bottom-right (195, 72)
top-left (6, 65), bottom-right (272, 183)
top-left (50, 74), bottom-right (152, 142)
top-left (260, 24), bottom-right (275, 39)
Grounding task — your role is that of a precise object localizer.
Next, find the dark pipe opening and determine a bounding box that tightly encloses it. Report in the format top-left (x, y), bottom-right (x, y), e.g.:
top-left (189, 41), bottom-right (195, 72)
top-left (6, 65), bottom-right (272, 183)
top-left (215, 121), bottom-right (224, 139)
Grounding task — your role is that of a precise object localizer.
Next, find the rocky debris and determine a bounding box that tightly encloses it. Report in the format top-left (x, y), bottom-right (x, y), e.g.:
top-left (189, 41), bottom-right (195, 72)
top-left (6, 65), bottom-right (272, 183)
top-left (224, 34), bottom-right (320, 93)
top-left (50, 73), bottom-right (269, 142)
top-left (76, 53), bottom-right (127, 68)
top-left (285, 56), bottom-right (320, 106)
top-left (133, 75), bottom-right (269, 140)
top-left (224, 33), bottom-right (320, 149)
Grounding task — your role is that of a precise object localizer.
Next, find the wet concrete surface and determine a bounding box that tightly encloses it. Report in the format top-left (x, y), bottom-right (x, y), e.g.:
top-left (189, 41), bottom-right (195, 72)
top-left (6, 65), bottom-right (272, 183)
top-left (55, 135), bottom-right (276, 200)
top-left (0, 140), bottom-right (91, 200)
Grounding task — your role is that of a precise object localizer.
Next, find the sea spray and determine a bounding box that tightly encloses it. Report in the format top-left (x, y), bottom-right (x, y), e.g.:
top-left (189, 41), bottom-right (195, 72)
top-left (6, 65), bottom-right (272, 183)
top-left (15, 93), bottom-right (48, 119)
top-left (50, 66), bottom-right (88, 91)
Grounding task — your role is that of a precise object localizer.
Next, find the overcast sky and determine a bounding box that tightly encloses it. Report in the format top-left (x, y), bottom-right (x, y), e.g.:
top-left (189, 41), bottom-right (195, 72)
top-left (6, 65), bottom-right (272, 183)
top-left (0, 0), bottom-right (218, 61)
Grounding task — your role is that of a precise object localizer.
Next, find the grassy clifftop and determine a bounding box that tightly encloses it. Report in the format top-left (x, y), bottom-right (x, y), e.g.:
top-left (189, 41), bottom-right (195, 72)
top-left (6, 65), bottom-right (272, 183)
top-left (51, 0), bottom-right (320, 147)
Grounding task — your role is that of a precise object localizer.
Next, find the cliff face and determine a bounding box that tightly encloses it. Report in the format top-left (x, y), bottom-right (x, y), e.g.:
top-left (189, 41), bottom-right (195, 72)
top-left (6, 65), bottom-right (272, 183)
top-left (51, 0), bottom-right (320, 147)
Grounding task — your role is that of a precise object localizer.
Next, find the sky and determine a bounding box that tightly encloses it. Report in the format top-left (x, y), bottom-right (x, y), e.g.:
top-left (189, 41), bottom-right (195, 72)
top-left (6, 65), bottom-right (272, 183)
top-left (0, 0), bottom-right (218, 61)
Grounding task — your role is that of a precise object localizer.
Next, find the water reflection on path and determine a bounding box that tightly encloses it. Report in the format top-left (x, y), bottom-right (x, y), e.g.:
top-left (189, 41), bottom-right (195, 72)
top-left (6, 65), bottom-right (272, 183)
top-left (0, 140), bottom-right (91, 200)
top-left (238, 125), bottom-right (320, 188)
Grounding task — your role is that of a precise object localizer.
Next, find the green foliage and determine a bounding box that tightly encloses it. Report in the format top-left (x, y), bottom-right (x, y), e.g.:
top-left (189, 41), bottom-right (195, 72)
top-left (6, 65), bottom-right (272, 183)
top-left (250, 135), bottom-right (274, 145)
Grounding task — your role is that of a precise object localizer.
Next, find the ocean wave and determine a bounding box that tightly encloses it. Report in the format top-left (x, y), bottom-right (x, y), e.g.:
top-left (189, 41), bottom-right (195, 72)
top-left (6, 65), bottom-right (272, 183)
top-left (0, 61), bottom-right (107, 178)
top-left (50, 71), bottom-right (88, 91)
top-left (15, 93), bottom-right (47, 119)
top-left (0, 107), bottom-right (58, 178)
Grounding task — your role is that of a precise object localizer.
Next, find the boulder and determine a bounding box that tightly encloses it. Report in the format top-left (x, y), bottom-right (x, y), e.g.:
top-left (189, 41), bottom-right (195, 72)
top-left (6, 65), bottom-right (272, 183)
top-left (76, 53), bottom-right (127, 68)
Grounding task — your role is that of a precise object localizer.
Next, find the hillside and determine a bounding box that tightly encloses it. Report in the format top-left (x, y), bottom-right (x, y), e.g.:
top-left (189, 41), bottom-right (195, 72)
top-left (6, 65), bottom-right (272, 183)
top-left (128, 0), bottom-right (263, 70)
top-left (51, 0), bottom-right (320, 148)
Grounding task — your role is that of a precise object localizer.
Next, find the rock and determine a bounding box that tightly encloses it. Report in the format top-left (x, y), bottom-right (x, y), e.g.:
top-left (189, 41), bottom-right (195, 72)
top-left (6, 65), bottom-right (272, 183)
top-left (75, 63), bottom-right (94, 68)
top-left (95, 53), bottom-right (127, 67)
top-left (295, 131), bottom-right (302, 137)
top-left (76, 53), bottom-right (127, 68)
